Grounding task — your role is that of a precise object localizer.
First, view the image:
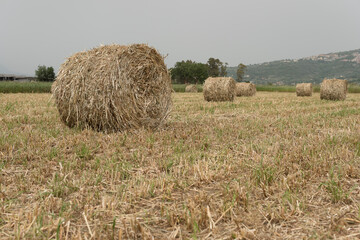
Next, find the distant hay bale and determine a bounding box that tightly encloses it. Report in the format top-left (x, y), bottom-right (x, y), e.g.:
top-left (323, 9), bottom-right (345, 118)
top-left (235, 82), bottom-right (256, 97)
top-left (296, 83), bottom-right (313, 96)
top-left (52, 44), bottom-right (172, 132)
top-left (203, 77), bottom-right (236, 102)
top-left (320, 78), bottom-right (347, 101)
top-left (185, 84), bottom-right (198, 92)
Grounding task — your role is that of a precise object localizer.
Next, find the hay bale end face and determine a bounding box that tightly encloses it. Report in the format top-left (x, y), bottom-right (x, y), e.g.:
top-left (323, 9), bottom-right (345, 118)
top-left (203, 77), bottom-right (236, 102)
top-left (235, 82), bottom-right (256, 97)
top-left (320, 78), bottom-right (347, 101)
top-left (296, 83), bottom-right (313, 96)
top-left (52, 44), bottom-right (172, 132)
top-left (185, 84), bottom-right (198, 92)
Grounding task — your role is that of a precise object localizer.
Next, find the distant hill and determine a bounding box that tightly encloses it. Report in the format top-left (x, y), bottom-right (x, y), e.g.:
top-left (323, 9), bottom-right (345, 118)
top-left (227, 49), bottom-right (360, 85)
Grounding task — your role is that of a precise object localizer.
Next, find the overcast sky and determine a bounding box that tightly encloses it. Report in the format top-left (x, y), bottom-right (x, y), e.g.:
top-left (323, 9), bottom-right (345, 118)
top-left (1, 0), bottom-right (360, 75)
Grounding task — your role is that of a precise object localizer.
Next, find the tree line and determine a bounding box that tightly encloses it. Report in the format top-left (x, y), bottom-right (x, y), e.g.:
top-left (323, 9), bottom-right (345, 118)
top-left (170, 58), bottom-right (247, 84)
top-left (34, 60), bottom-right (249, 84)
top-left (35, 65), bottom-right (56, 82)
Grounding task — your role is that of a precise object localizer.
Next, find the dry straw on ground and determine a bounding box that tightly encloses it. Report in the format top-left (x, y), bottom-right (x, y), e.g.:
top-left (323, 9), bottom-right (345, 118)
top-left (185, 84), bottom-right (198, 92)
top-left (2, 92), bottom-right (360, 239)
top-left (296, 83), bottom-right (313, 97)
top-left (235, 82), bottom-right (256, 97)
top-left (203, 77), bottom-right (236, 101)
top-left (52, 44), bottom-right (172, 132)
top-left (320, 78), bottom-right (348, 100)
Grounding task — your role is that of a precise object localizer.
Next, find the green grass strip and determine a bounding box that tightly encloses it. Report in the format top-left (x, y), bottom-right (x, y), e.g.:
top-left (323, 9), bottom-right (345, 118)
top-left (1, 81), bottom-right (359, 93)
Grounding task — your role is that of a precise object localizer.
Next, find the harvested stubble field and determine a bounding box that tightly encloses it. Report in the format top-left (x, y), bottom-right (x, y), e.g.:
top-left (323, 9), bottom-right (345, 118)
top-left (1, 92), bottom-right (360, 239)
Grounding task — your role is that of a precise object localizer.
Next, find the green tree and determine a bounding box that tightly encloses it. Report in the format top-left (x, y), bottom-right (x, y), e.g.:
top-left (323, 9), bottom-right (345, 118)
top-left (207, 58), bottom-right (228, 77)
top-left (46, 66), bottom-right (55, 81)
top-left (220, 62), bottom-right (228, 77)
top-left (192, 62), bottom-right (209, 83)
top-left (35, 65), bottom-right (56, 81)
top-left (207, 58), bottom-right (221, 77)
top-left (170, 61), bottom-right (192, 84)
top-left (236, 63), bottom-right (247, 81)
top-left (170, 60), bottom-right (208, 84)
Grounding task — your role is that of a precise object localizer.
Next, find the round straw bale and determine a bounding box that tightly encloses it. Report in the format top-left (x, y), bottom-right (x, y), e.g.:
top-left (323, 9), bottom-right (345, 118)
top-left (52, 44), bottom-right (172, 132)
top-left (235, 82), bottom-right (256, 97)
top-left (296, 83), bottom-right (313, 96)
top-left (320, 78), bottom-right (347, 101)
top-left (185, 84), bottom-right (198, 92)
top-left (203, 77), bottom-right (236, 102)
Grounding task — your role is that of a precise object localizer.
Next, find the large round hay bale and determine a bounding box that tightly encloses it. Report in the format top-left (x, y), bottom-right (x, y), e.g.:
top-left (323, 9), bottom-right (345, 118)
top-left (296, 83), bottom-right (313, 96)
top-left (203, 77), bottom-right (235, 102)
top-left (320, 78), bottom-right (347, 101)
top-left (185, 84), bottom-right (198, 93)
top-left (235, 82), bottom-right (256, 97)
top-left (52, 44), bottom-right (172, 132)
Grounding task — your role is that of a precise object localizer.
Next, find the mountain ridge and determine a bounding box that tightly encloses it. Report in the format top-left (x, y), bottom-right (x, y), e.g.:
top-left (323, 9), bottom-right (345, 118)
top-left (227, 49), bottom-right (360, 85)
